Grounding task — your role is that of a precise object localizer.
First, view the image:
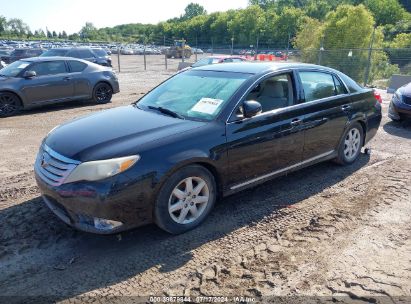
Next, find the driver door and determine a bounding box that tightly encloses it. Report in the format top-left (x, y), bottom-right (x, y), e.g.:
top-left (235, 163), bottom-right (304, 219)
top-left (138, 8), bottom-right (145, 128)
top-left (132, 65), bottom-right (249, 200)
top-left (226, 71), bottom-right (305, 189)
top-left (21, 60), bottom-right (74, 105)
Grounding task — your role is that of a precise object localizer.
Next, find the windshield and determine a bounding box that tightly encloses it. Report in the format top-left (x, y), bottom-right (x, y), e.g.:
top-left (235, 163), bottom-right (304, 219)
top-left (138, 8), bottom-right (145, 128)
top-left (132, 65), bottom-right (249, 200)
top-left (92, 49), bottom-right (107, 57)
top-left (0, 60), bottom-right (30, 77)
top-left (40, 49), bottom-right (68, 57)
top-left (138, 70), bottom-right (251, 121)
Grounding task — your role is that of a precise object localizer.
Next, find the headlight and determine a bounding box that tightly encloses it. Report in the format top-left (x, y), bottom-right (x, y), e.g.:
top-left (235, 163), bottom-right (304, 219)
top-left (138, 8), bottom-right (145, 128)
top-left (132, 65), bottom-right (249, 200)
top-left (394, 91), bottom-right (402, 102)
top-left (63, 155), bottom-right (140, 184)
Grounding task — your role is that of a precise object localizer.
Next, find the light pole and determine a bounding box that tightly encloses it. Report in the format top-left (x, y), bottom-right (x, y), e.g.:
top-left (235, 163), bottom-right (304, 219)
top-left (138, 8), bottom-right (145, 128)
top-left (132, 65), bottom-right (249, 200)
top-left (231, 37), bottom-right (234, 55)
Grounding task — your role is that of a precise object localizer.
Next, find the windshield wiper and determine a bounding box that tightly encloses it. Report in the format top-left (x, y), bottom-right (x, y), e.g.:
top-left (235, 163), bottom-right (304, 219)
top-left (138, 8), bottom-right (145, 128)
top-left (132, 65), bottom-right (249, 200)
top-left (147, 106), bottom-right (185, 120)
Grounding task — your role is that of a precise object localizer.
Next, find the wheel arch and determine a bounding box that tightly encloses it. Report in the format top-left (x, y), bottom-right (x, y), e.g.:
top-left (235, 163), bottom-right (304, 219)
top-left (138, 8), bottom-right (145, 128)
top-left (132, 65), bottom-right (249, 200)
top-left (94, 80), bottom-right (113, 92)
top-left (0, 90), bottom-right (25, 107)
top-left (155, 158), bottom-right (224, 200)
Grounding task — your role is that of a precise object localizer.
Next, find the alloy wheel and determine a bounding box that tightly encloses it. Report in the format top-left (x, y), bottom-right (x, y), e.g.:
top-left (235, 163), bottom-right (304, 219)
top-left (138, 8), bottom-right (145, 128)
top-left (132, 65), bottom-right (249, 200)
top-left (168, 176), bottom-right (210, 225)
top-left (0, 94), bottom-right (19, 117)
top-left (344, 128), bottom-right (361, 161)
top-left (95, 84), bottom-right (112, 102)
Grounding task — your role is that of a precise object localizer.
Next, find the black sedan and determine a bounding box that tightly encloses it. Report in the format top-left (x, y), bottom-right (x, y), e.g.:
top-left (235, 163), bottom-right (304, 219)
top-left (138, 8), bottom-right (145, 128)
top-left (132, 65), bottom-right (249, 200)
top-left (34, 62), bottom-right (382, 234)
top-left (389, 82), bottom-right (411, 121)
top-left (0, 57), bottom-right (119, 117)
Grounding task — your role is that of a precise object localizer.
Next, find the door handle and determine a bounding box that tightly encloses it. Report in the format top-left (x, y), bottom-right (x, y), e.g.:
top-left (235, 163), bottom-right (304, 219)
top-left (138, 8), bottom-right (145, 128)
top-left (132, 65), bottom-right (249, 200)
top-left (342, 104), bottom-right (352, 111)
top-left (290, 118), bottom-right (302, 127)
top-left (63, 77), bottom-right (71, 81)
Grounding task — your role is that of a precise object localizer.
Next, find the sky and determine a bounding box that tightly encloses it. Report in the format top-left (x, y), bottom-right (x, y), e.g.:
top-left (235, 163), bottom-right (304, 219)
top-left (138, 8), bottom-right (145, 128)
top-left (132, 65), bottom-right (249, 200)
top-left (0, 0), bottom-right (249, 34)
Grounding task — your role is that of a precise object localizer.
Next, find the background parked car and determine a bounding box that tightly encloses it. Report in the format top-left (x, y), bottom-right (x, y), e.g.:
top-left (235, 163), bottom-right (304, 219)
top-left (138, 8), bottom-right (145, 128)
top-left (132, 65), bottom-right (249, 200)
top-left (40, 48), bottom-right (112, 67)
top-left (0, 57), bottom-right (119, 117)
top-left (389, 82), bottom-right (411, 121)
top-left (3, 48), bottom-right (44, 64)
top-left (0, 49), bottom-right (12, 62)
top-left (0, 60), bottom-right (6, 69)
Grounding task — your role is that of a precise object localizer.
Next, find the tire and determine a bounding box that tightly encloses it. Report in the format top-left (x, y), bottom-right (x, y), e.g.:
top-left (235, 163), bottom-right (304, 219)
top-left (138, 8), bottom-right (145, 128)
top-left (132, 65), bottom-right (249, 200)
top-left (154, 165), bottom-right (217, 234)
top-left (335, 122), bottom-right (364, 165)
top-left (92, 82), bottom-right (113, 104)
top-left (0, 92), bottom-right (21, 117)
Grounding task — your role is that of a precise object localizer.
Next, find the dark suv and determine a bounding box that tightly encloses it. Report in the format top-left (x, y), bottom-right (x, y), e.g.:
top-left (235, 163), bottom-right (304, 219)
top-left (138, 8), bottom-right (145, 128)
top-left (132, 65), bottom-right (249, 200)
top-left (40, 48), bottom-right (112, 67)
top-left (3, 48), bottom-right (44, 64)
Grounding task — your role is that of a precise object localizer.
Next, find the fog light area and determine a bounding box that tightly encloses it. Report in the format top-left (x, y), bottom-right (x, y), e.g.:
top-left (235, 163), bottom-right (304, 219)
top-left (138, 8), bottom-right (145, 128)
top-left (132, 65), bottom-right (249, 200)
top-left (93, 217), bottom-right (123, 230)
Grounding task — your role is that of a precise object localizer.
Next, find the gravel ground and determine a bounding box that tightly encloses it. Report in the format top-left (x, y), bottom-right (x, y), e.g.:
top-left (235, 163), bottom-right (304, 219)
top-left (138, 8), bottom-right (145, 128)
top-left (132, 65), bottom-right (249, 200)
top-left (0, 56), bottom-right (410, 303)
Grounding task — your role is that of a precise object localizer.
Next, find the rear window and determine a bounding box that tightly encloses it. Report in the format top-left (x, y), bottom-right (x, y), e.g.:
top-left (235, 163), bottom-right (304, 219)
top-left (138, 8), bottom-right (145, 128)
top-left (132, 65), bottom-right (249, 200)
top-left (69, 60), bottom-right (87, 72)
top-left (41, 49), bottom-right (68, 57)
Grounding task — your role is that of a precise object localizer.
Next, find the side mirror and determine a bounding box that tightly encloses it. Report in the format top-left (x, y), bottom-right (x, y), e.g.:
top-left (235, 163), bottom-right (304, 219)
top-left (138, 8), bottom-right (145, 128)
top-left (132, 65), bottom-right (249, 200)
top-left (243, 100), bottom-right (262, 118)
top-left (23, 70), bottom-right (36, 78)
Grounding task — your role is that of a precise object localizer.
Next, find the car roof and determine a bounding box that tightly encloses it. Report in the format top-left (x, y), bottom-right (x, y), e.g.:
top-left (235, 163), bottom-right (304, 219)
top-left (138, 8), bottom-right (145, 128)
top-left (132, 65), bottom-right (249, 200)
top-left (193, 62), bottom-right (338, 75)
top-left (19, 56), bottom-right (90, 63)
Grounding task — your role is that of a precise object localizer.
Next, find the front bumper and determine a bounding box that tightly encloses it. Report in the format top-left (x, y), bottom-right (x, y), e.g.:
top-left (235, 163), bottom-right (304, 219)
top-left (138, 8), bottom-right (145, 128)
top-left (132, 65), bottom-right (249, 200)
top-left (389, 99), bottom-right (411, 120)
top-left (35, 171), bottom-right (154, 234)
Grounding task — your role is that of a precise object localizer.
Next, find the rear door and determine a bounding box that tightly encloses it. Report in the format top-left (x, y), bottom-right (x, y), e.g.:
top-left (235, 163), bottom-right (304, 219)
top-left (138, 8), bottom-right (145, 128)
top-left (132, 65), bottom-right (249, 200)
top-left (21, 60), bottom-right (74, 105)
top-left (226, 71), bottom-right (305, 189)
top-left (297, 70), bottom-right (351, 160)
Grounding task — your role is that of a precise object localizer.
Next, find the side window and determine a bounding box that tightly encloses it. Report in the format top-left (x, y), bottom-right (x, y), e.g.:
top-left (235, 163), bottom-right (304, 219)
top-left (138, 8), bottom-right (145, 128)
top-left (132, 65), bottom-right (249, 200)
top-left (299, 71), bottom-right (337, 102)
top-left (244, 73), bottom-right (294, 113)
top-left (77, 49), bottom-right (94, 59)
top-left (31, 61), bottom-right (67, 76)
top-left (69, 60), bottom-right (87, 73)
top-left (333, 75), bottom-right (347, 95)
top-left (66, 50), bottom-right (79, 57)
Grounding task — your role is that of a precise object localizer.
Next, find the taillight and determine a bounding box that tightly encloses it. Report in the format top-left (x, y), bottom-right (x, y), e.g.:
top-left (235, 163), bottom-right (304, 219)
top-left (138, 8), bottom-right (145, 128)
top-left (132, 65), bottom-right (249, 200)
top-left (373, 90), bottom-right (382, 104)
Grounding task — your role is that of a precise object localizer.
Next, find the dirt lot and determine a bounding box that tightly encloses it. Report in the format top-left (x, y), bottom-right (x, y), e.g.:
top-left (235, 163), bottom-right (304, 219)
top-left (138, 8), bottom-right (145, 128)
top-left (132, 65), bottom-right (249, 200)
top-left (0, 55), bottom-right (410, 303)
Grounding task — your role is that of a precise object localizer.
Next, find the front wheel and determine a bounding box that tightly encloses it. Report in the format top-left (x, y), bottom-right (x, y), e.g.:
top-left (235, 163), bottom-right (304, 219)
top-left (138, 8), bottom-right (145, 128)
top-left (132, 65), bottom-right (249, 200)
top-left (335, 122), bottom-right (364, 165)
top-left (154, 165), bottom-right (216, 234)
top-left (0, 92), bottom-right (21, 117)
top-left (93, 82), bottom-right (113, 104)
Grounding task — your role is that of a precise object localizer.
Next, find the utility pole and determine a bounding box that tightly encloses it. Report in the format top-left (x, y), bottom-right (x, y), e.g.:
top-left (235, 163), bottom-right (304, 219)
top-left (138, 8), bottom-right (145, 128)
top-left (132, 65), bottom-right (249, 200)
top-left (211, 37), bottom-right (214, 56)
top-left (364, 27), bottom-right (376, 86)
top-left (195, 34), bottom-right (198, 62)
top-left (256, 34), bottom-right (259, 57)
top-left (182, 39), bottom-right (185, 63)
top-left (231, 37), bottom-right (234, 55)
top-left (318, 36), bottom-right (324, 65)
top-left (286, 32), bottom-right (290, 61)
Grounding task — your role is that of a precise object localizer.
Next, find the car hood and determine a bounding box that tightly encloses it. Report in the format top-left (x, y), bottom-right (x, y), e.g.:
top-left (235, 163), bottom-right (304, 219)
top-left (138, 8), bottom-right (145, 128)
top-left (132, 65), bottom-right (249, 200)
top-left (399, 83), bottom-right (411, 97)
top-left (45, 105), bottom-right (207, 162)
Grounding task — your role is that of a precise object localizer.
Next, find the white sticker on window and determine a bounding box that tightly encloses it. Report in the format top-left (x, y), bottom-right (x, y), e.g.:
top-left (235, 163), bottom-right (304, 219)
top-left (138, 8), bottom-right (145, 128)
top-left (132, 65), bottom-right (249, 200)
top-left (18, 63), bottom-right (29, 69)
top-left (191, 98), bottom-right (223, 115)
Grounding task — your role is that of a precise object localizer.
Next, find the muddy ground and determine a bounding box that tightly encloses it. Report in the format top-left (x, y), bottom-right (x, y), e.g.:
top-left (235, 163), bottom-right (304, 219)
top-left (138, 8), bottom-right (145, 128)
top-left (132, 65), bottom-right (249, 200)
top-left (0, 55), bottom-right (410, 303)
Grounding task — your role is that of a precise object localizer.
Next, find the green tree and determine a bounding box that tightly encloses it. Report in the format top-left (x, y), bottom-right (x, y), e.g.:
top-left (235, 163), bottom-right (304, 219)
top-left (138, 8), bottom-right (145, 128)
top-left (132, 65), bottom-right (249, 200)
top-left (228, 5), bottom-right (266, 46)
top-left (62, 30), bottom-right (68, 39)
top-left (52, 30), bottom-right (57, 38)
top-left (363, 0), bottom-right (407, 25)
top-left (47, 30), bottom-right (52, 38)
top-left (80, 22), bottom-right (98, 40)
top-left (182, 3), bottom-right (207, 20)
top-left (0, 16), bottom-right (7, 35)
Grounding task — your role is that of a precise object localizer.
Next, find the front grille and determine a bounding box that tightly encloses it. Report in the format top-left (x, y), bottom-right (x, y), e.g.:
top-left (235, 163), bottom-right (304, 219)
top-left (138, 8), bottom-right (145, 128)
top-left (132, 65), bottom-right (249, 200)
top-left (35, 144), bottom-right (80, 186)
top-left (402, 95), bottom-right (411, 106)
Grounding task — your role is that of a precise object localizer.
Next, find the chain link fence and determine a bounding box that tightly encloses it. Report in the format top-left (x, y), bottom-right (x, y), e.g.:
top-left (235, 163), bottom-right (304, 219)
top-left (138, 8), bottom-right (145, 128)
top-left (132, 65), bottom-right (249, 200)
top-left (111, 35), bottom-right (411, 87)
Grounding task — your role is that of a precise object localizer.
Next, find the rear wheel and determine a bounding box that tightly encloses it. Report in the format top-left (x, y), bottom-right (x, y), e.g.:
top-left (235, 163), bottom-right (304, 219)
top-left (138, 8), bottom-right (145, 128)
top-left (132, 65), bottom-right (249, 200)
top-left (154, 165), bottom-right (216, 234)
top-left (335, 122), bottom-right (363, 165)
top-left (93, 82), bottom-right (113, 104)
top-left (0, 92), bottom-right (21, 117)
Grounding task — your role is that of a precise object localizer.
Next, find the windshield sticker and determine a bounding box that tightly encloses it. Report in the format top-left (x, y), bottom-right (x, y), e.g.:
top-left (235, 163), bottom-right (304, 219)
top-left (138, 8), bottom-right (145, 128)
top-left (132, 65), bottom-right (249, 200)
top-left (18, 63), bottom-right (29, 69)
top-left (191, 98), bottom-right (223, 115)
